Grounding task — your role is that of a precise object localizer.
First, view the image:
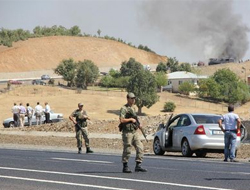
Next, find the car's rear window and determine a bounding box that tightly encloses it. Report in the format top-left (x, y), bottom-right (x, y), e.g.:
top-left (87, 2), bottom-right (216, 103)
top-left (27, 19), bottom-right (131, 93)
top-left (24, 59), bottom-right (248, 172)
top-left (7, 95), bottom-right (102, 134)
top-left (192, 115), bottom-right (221, 124)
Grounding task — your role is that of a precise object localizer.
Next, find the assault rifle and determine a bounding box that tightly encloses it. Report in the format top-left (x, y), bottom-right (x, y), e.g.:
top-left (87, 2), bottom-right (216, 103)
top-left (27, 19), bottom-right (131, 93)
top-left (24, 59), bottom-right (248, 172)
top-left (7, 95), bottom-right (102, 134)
top-left (132, 115), bottom-right (148, 143)
top-left (118, 113), bottom-right (148, 143)
top-left (75, 123), bottom-right (84, 132)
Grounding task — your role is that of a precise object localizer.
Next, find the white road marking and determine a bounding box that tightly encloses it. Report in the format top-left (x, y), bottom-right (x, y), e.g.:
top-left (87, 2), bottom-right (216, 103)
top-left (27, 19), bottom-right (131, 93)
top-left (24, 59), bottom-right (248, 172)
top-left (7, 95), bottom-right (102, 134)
top-left (52, 157), bottom-right (113, 164)
top-left (0, 175), bottom-right (134, 190)
top-left (0, 166), bottom-right (233, 190)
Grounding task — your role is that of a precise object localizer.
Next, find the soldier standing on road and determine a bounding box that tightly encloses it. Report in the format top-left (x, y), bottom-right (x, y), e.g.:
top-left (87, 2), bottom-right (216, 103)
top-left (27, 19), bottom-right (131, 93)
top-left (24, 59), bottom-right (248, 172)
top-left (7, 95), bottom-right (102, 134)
top-left (69, 103), bottom-right (94, 154)
top-left (119, 92), bottom-right (147, 173)
top-left (218, 105), bottom-right (241, 162)
top-left (26, 103), bottom-right (34, 126)
top-left (11, 103), bottom-right (20, 127)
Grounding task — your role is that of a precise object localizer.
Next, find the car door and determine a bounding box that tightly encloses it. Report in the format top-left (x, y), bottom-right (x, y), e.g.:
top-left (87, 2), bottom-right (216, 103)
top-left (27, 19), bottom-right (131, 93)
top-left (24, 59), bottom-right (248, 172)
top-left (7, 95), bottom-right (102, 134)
top-left (165, 115), bottom-right (181, 147)
top-left (172, 115), bottom-right (191, 149)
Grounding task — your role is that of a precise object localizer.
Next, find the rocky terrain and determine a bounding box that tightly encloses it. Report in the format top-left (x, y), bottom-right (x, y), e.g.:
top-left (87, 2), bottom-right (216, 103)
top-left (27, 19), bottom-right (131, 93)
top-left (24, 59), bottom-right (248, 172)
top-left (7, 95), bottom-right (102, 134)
top-left (1, 115), bottom-right (250, 161)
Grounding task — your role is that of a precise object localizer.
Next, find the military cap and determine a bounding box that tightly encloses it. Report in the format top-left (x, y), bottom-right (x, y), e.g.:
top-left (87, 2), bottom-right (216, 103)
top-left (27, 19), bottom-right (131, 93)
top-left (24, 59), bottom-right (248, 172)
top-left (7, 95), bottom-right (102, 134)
top-left (78, 103), bottom-right (84, 106)
top-left (127, 92), bottom-right (136, 98)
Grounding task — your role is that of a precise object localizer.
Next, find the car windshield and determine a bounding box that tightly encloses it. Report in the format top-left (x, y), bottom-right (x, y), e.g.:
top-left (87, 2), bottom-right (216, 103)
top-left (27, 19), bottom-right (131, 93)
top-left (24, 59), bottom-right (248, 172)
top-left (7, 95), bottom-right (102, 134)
top-left (192, 115), bottom-right (221, 124)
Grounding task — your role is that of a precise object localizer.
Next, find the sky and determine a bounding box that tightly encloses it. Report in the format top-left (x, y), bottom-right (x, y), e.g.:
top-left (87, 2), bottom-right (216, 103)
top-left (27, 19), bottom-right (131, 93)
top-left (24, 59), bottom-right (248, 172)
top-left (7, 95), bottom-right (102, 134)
top-left (0, 0), bottom-right (250, 63)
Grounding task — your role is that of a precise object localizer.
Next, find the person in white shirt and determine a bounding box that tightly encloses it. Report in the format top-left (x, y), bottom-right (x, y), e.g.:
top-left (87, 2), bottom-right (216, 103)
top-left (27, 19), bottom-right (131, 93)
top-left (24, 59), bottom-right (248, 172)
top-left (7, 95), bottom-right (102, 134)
top-left (11, 103), bottom-right (20, 127)
top-left (44, 102), bottom-right (51, 124)
top-left (26, 103), bottom-right (34, 126)
top-left (35, 102), bottom-right (43, 125)
top-left (19, 103), bottom-right (26, 127)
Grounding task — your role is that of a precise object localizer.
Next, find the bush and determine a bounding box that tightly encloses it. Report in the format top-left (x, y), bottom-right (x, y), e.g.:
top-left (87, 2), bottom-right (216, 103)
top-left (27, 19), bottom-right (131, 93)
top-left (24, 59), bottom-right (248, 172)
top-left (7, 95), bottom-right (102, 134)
top-left (163, 102), bottom-right (176, 112)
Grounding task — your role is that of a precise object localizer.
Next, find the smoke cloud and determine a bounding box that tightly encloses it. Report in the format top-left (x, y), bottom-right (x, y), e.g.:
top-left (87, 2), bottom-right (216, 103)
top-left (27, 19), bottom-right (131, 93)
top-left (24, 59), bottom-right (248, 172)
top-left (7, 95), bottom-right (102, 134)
top-left (138, 0), bottom-right (249, 62)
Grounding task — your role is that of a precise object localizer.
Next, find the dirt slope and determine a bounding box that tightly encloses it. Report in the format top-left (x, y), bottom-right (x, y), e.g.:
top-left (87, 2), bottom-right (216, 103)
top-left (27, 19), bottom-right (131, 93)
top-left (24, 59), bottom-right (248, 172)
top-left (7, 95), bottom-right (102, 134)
top-left (0, 36), bottom-right (167, 72)
top-left (195, 61), bottom-right (250, 80)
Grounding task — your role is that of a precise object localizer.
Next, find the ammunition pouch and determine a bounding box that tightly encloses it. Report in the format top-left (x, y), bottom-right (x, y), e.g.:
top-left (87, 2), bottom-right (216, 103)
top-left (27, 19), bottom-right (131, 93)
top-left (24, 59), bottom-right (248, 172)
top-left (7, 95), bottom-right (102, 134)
top-left (123, 123), bottom-right (137, 132)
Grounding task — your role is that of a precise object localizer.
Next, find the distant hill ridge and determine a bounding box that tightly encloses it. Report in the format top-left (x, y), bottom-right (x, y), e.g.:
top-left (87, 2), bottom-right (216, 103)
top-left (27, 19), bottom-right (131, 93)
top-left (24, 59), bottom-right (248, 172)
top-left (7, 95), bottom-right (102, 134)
top-left (0, 36), bottom-right (167, 73)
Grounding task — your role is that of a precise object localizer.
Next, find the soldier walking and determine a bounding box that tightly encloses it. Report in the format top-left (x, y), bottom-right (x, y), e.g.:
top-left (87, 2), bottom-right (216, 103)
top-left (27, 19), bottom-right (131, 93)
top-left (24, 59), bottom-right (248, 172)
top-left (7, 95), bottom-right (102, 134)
top-left (119, 92), bottom-right (147, 173)
top-left (69, 103), bottom-right (94, 154)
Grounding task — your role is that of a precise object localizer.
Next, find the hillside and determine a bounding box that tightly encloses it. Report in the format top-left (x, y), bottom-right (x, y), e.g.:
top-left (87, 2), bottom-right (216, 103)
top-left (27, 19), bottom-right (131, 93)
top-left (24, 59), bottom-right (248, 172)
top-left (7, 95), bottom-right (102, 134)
top-left (0, 36), bottom-right (167, 73)
top-left (195, 61), bottom-right (250, 80)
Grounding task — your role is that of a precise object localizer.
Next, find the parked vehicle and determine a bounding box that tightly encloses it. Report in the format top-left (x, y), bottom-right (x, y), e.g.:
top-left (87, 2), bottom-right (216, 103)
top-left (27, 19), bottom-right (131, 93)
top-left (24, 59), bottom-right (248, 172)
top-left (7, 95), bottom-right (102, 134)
top-left (2, 111), bottom-right (63, 128)
top-left (41, 74), bottom-right (50, 80)
top-left (153, 113), bottom-right (247, 157)
top-left (32, 79), bottom-right (46, 85)
top-left (8, 80), bottom-right (23, 85)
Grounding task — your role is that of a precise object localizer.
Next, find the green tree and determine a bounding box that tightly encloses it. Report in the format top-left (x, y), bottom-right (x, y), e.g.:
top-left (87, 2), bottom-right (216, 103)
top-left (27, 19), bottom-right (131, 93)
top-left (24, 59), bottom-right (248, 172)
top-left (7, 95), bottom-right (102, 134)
top-left (109, 68), bottom-right (120, 78)
top-left (97, 29), bottom-right (101, 37)
top-left (178, 81), bottom-right (195, 95)
top-left (69, 25), bottom-right (81, 36)
top-left (212, 68), bottom-right (244, 103)
top-left (156, 62), bottom-right (167, 73)
top-left (167, 57), bottom-right (179, 72)
top-left (179, 63), bottom-right (192, 72)
top-left (126, 69), bottom-right (159, 115)
top-left (99, 75), bottom-right (114, 88)
top-left (120, 58), bottom-right (144, 77)
top-left (75, 60), bottom-right (99, 89)
top-left (54, 58), bottom-right (76, 87)
top-left (154, 72), bottom-right (167, 89)
top-left (198, 78), bottom-right (220, 100)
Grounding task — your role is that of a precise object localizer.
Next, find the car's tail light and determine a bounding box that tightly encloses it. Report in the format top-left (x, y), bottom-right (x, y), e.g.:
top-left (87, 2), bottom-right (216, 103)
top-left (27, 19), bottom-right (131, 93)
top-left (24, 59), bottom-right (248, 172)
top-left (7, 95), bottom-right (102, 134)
top-left (194, 125), bottom-right (206, 135)
top-left (237, 128), bottom-right (241, 137)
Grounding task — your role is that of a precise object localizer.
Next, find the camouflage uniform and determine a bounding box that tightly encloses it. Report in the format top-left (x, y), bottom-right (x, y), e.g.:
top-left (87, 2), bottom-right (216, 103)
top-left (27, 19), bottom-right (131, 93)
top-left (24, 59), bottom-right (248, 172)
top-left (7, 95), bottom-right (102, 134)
top-left (120, 104), bottom-right (144, 164)
top-left (70, 109), bottom-right (90, 149)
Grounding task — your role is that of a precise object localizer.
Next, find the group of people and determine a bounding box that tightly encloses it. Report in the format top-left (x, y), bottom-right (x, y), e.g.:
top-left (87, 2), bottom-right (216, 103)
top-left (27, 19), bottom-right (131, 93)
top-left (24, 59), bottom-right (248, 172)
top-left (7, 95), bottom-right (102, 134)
top-left (69, 92), bottom-right (147, 173)
top-left (11, 102), bottom-right (51, 127)
top-left (69, 92), bottom-right (242, 174)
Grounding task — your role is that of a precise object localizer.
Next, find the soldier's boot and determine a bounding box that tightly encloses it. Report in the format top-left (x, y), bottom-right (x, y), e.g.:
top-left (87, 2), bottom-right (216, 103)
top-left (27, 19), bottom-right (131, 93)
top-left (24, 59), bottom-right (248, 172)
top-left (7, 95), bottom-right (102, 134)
top-left (135, 162), bottom-right (147, 172)
top-left (123, 163), bottom-right (132, 173)
top-left (86, 147), bottom-right (94, 153)
top-left (78, 147), bottom-right (82, 154)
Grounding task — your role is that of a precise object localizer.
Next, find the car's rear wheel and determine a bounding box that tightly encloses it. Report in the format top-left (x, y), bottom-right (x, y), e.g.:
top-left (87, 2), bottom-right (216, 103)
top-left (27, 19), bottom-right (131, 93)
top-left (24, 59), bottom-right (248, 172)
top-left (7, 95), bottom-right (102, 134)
top-left (181, 139), bottom-right (193, 157)
top-left (153, 137), bottom-right (165, 155)
top-left (9, 121), bottom-right (14, 128)
top-left (195, 150), bottom-right (207, 157)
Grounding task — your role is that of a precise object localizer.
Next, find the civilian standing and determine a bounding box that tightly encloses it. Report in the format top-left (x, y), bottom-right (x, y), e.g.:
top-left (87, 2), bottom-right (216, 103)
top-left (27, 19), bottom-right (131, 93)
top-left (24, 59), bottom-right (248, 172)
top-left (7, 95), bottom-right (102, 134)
top-left (26, 103), bottom-right (34, 126)
top-left (35, 102), bottom-right (43, 125)
top-left (218, 105), bottom-right (241, 162)
top-left (11, 103), bottom-right (20, 127)
top-left (19, 103), bottom-right (26, 127)
top-left (44, 102), bottom-right (51, 123)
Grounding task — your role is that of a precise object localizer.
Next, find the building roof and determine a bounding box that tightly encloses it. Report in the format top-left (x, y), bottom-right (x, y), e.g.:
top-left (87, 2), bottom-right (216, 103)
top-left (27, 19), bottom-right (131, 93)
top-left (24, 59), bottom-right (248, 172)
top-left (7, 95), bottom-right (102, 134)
top-left (167, 71), bottom-right (207, 80)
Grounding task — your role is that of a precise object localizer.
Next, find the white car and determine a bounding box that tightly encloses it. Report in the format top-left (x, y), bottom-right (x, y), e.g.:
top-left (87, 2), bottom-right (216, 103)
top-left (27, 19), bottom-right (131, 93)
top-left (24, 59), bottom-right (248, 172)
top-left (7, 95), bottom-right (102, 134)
top-left (2, 111), bottom-right (63, 128)
top-left (153, 113), bottom-right (247, 157)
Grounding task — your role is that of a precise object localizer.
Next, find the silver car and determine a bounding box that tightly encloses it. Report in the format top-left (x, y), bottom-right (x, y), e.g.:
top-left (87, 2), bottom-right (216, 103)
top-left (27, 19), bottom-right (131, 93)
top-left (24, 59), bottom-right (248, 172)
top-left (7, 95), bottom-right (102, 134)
top-left (153, 113), bottom-right (247, 157)
top-left (2, 111), bottom-right (63, 128)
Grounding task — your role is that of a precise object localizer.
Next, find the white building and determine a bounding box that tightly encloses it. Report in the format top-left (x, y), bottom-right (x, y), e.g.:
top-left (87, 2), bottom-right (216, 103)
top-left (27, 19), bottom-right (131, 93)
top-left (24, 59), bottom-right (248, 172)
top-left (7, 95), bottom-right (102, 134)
top-left (163, 71), bottom-right (208, 93)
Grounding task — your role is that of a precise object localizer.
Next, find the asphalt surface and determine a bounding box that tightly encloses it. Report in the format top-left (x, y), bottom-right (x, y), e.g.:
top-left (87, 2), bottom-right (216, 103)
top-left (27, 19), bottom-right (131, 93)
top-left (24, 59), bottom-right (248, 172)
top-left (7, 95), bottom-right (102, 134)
top-left (0, 148), bottom-right (250, 190)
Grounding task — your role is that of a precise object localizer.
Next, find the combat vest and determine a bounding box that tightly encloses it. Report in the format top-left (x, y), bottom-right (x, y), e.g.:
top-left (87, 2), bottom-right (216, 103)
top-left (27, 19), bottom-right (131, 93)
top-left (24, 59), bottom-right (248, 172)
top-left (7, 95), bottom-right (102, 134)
top-left (120, 104), bottom-right (138, 132)
top-left (72, 109), bottom-right (88, 128)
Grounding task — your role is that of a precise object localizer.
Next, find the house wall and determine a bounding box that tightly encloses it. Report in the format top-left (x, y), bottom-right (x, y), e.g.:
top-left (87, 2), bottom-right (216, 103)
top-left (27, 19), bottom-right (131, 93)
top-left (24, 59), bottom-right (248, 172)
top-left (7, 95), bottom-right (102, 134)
top-left (170, 78), bottom-right (198, 93)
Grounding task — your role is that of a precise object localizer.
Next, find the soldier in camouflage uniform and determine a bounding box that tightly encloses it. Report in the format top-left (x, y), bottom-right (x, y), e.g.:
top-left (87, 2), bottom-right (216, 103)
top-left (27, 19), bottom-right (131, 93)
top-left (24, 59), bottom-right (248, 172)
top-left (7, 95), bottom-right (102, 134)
top-left (119, 92), bottom-right (147, 173)
top-left (69, 103), bottom-right (94, 154)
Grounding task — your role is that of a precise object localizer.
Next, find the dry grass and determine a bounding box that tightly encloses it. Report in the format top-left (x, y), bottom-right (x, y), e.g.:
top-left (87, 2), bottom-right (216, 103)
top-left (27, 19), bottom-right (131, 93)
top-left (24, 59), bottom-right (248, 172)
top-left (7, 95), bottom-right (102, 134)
top-left (0, 36), bottom-right (167, 73)
top-left (1, 84), bottom-right (249, 129)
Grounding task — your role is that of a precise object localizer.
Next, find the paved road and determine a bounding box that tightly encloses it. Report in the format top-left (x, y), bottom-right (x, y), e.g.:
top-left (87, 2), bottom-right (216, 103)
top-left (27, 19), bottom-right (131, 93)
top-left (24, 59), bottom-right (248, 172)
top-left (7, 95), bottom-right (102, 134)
top-left (0, 148), bottom-right (250, 190)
